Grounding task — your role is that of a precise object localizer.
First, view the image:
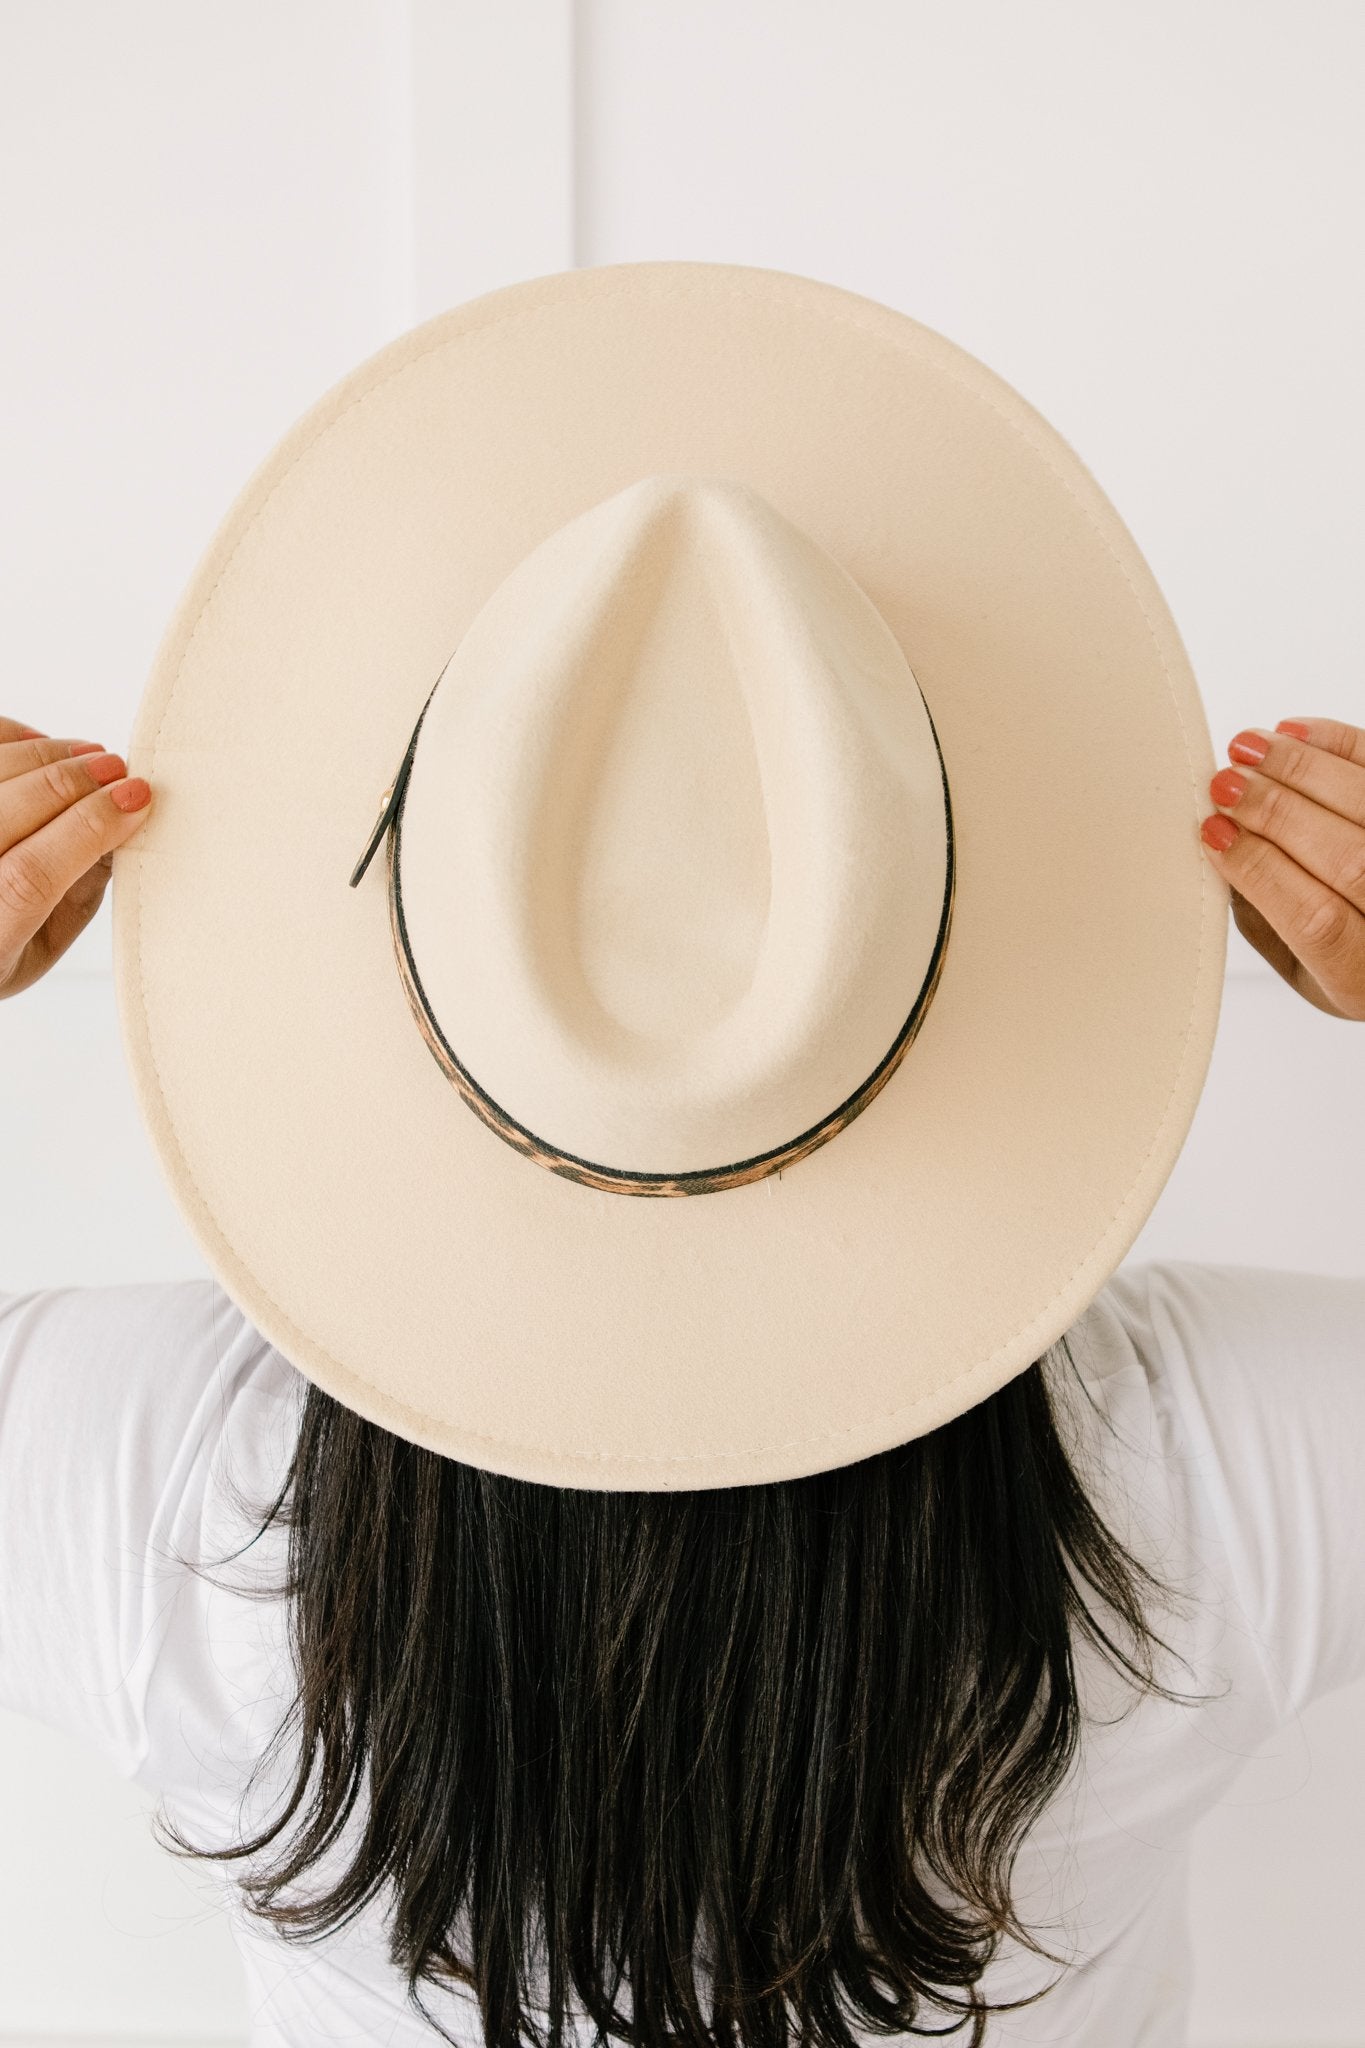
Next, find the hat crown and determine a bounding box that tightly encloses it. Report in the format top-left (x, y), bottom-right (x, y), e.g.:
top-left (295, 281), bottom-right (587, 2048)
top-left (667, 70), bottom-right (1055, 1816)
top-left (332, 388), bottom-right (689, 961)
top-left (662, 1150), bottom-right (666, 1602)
top-left (395, 473), bottom-right (952, 1178)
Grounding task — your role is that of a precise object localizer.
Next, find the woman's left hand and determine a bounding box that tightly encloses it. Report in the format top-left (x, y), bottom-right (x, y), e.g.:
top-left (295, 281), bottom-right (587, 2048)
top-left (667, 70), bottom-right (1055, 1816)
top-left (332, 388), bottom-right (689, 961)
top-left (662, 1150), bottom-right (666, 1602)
top-left (0, 714), bottom-right (153, 1000)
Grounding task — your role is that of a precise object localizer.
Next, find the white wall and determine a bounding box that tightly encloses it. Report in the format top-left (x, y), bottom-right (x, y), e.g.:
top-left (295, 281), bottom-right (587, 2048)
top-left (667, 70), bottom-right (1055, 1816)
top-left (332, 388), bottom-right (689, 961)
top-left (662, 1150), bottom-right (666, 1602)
top-left (1, 3), bottom-right (1362, 2042)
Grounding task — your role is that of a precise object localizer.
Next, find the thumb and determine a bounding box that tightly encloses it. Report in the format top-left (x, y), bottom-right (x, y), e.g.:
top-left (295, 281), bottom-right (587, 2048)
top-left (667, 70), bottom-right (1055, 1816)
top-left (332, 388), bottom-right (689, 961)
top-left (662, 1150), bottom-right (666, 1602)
top-left (1230, 885), bottom-right (1350, 1018)
top-left (34, 851), bottom-right (113, 968)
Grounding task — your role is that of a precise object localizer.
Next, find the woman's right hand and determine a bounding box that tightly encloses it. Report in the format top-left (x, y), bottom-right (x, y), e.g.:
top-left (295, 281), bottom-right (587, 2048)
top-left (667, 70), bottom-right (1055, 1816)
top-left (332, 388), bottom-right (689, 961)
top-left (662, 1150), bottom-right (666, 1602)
top-left (1201, 717), bottom-right (1365, 1019)
top-left (0, 714), bottom-right (152, 1000)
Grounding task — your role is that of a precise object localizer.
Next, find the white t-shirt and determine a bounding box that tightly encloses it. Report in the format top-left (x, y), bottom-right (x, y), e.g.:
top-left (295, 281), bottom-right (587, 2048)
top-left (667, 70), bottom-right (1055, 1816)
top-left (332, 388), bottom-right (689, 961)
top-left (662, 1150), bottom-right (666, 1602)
top-left (1, 1258), bottom-right (1363, 2046)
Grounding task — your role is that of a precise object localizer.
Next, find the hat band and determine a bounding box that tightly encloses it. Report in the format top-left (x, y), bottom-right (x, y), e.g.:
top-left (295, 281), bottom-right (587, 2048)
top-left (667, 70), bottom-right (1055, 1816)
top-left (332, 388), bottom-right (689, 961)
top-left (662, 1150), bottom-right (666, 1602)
top-left (350, 679), bottom-right (956, 1197)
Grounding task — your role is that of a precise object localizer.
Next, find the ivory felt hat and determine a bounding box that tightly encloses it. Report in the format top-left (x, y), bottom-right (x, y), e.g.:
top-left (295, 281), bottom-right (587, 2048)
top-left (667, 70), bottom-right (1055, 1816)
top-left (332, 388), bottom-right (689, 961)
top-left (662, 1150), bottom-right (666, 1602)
top-left (111, 260), bottom-right (1228, 1491)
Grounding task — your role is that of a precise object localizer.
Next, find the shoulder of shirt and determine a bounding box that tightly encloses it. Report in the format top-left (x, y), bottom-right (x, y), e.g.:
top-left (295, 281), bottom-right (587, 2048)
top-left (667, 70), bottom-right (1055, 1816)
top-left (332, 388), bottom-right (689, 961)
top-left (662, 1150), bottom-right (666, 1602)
top-left (1036, 1257), bottom-right (1277, 1479)
top-left (1061, 1255), bottom-right (1318, 1381)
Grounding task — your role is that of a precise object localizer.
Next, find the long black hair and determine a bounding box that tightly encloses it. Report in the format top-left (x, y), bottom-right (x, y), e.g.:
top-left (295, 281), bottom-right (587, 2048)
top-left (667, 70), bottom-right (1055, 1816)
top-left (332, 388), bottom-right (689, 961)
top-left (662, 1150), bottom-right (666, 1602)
top-left (158, 1330), bottom-right (1212, 2047)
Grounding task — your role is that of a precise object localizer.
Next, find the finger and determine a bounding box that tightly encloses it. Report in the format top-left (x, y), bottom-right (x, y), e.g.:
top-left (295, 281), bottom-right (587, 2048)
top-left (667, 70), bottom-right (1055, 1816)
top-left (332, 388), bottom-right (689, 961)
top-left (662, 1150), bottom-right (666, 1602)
top-left (0, 777), bottom-right (152, 966)
top-left (0, 732), bottom-right (107, 784)
top-left (1208, 759), bottom-right (1365, 913)
top-left (18, 851), bottom-right (114, 979)
top-left (1200, 819), bottom-right (1365, 1019)
top-left (0, 747), bottom-right (131, 859)
top-left (1229, 887), bottom-right (1300, 978)
top-left (0, 715), bottom-right (49, 743)
top-left (1225, 723), bottom-right (1365, 831)
top-left (1228, 885), bottom-right (1350, 1017)
top-left (1270, 716), bottom-right (1365, 769)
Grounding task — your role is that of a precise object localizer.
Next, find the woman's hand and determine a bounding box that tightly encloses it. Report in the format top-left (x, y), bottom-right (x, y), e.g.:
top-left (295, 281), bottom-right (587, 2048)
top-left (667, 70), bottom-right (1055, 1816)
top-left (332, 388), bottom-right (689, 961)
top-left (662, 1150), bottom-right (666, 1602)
top-left (0, 714), bottom-right (152, 1000)
top-left (1201, 717), bottom-right (1365, 1019)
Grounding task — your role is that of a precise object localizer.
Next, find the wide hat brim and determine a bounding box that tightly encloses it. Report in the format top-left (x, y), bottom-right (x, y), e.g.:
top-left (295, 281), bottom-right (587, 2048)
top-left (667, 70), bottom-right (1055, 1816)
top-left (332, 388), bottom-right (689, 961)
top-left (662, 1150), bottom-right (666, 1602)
top-left (112, 261), bottom-right (1227, 1490)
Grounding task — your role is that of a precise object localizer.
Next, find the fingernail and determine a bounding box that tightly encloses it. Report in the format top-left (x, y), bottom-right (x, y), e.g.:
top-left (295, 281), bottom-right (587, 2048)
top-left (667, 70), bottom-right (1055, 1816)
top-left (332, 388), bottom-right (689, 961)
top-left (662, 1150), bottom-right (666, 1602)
top-left (81, 753), bottom-right (128, 786)
top-left (110, 778), bottom-right (152, 813)
top-left (1210, 767), bottom-right (1247, 807)
top-left (1201, 814), bottom-right (1238, 851)
top-left (1276, 720), bottom-right (1311, 740)
top-left (1228, 730), bottom-right (1269, 765)
top-left (67, 741), bottom-right (105, 756)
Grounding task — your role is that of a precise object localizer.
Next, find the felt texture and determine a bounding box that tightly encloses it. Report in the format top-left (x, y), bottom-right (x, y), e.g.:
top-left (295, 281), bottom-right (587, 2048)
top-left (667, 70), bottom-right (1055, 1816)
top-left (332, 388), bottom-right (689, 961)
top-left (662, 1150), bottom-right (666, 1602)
top-left (111, 261), bottom-right (1227, 1490)
top-left (397, 474), bottom-right (951, 1174)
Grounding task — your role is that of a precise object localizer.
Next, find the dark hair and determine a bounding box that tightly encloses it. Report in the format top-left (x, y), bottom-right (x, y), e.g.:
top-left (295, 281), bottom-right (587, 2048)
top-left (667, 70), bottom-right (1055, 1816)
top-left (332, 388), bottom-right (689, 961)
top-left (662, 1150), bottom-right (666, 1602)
top-left (158, 1332), bottom-right (1213, 2047)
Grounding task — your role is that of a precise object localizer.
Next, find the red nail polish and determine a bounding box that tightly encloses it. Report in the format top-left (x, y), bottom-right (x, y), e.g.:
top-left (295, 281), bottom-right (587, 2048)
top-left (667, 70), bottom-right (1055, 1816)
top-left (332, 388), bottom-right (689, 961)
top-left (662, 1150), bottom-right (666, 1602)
top-left (110, 778), bottom-right (151, 813)
top-left (1228, 730), bottom-right (1268, 765)
top-left (1276, 720), bottom-right (1311, 741)
top-left (1201, 814), bottom-right (1238, 851)
top-left (1210, 767), bottom-right (1246, 807)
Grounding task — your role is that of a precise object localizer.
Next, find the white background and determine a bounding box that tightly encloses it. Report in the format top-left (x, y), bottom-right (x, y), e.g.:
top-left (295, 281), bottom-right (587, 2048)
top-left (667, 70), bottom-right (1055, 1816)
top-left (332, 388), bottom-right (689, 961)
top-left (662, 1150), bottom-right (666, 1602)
top-left (1, 3), bottom-right (1363, 2043)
